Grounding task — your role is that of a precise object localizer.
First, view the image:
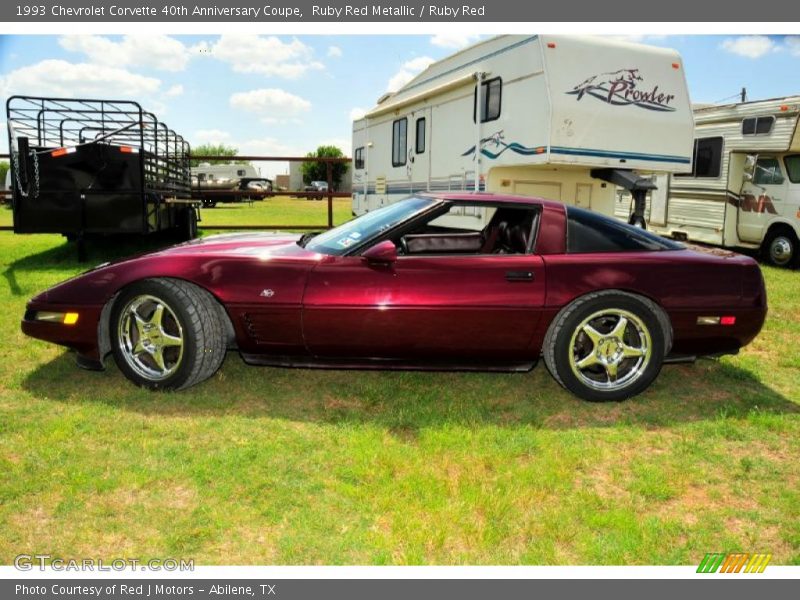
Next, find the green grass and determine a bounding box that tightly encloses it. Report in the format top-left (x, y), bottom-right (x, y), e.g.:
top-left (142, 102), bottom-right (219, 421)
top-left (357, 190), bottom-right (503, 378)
top-left (0, 202), bottom-right (798, 565)
top-left (199, 196), bottom-right (353, 229)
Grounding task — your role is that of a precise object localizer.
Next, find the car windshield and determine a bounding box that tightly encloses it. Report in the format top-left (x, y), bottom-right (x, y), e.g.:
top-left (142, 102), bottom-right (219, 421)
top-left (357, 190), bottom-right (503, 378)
top-left (304, 196), bottom-right (437, 256)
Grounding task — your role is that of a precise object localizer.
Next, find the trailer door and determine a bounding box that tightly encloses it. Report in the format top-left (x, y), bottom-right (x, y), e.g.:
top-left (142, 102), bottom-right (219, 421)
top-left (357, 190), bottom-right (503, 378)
top-left (410, 109), bottom-right (431, 192)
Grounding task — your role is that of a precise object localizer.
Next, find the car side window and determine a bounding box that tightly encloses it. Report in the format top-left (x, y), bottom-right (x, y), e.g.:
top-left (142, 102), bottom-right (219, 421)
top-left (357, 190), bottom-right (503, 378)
top-left (566, 206), bottom-right (683, 253)
top-left (397, 203), bottom-right (539, 256)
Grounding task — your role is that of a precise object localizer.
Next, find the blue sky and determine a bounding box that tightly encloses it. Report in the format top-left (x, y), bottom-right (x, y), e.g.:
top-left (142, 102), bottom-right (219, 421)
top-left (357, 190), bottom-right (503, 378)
top-left (1, 33), bottom-right (800, 177)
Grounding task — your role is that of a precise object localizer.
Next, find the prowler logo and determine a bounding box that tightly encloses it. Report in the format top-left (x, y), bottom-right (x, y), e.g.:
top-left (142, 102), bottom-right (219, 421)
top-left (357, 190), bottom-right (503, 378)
top-left (567, 68), bottom-right (677, 112)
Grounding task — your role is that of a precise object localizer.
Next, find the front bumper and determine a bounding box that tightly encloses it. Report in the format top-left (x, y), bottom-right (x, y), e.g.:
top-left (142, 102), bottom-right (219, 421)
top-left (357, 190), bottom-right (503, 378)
top-left (22, 301), bottom-right (105, 362)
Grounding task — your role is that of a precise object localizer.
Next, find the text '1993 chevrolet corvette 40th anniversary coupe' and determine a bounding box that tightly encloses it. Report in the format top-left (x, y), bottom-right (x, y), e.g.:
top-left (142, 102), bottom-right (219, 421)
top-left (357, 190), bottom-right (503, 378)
top-left (22, 193), bottom-right (767, 402)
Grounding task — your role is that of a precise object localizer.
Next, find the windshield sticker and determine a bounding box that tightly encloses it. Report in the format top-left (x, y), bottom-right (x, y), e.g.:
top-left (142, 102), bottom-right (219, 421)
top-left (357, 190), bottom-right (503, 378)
top-left (337, 237), bottom-right (355, 248)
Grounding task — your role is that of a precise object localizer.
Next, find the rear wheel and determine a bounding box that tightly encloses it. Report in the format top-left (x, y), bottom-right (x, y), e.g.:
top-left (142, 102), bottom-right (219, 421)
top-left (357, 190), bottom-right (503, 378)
top-left (543, 291), bottom-right (668, 402)
top-left (762, 227), bottom-right (797, 268)
top-left (110, 279), bottom-right (226, 390)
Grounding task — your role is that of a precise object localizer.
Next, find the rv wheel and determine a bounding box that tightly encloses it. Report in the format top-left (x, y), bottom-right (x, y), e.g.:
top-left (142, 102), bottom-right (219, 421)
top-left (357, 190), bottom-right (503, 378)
top-left (763, 227), bottom-right (798, 268)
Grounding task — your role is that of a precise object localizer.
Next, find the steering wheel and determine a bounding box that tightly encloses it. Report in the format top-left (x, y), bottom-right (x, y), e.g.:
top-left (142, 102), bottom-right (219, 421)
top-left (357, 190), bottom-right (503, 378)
top-left (399, 236), bottom-right (409, 256)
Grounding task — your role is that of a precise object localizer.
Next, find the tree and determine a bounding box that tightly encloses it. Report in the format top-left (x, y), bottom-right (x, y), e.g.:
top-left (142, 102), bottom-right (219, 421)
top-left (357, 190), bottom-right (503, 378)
top-left (0, 161), bottom-right (8, 191)
top-left (301, 145), bottom-right (348, 190)
top-left (189, 143), bottom-right (246, 167)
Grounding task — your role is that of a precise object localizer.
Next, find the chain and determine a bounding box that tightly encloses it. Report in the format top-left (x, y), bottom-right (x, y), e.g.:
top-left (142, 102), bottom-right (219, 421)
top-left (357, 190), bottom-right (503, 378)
top-left (31, 151), bottom-right (40, 198)
top-left (10, 150), bottom-right (40, 199)
top-left (11, 151), bottom-right (27, 198)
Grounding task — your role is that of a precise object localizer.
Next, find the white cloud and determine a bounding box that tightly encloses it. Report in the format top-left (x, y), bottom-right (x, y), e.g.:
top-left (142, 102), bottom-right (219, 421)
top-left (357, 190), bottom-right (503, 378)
top-left (349, 107), bottom-right (367, 121)
top-left (720, 36), bottom-right (777, 59)
top-left (165, 84), bottom-right (184, 97)
top-left (230, 89), bottom-right (312, 119)
top-left (0, 59), bottom-right (161, 99)
top-left (193, 129), bottom-right (233, 145)
top-left (202, 35), bottom-right (324, 79)
top-left (430, 34), bottom-right (481, 50)
top-left (327, 45), bottom-right (343, 58)
top-left (387, 56), bottom-right (435, 92)
top-left (59, 35), bottom-right (192, 72)
top-left (785, 36), bottom-right (800, 56)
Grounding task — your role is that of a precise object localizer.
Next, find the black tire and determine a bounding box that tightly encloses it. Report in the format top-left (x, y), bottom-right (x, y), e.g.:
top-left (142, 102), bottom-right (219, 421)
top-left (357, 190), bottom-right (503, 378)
top-left (542, 291), bottom-right (669, 402)
top-left (176, 207), bottom-right (198, 241)
top-left (762, 227), bottom-right (798, 268)
top-left (110, 279), bottom-right (227, 390)
top-left (202, 199), bottom-right (217, 208)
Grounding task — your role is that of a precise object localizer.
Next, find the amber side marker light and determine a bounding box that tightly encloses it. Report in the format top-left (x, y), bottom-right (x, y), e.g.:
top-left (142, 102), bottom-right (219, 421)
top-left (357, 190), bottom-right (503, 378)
top-left (34, 311), bottom-right (79, 325)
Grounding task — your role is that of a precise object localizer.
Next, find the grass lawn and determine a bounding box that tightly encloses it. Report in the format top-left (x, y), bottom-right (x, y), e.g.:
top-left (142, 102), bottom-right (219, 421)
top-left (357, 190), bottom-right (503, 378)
top-left (0, 200), bottom-right (798, 565)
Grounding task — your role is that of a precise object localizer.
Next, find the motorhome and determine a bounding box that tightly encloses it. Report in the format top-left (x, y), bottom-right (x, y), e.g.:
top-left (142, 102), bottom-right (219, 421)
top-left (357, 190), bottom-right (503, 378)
top-left (351, 34), bottom-right (694, 228)
top-left (191, 163), bottom-right (271, 206)
top-left (630, 96), bottom-right (800, 267)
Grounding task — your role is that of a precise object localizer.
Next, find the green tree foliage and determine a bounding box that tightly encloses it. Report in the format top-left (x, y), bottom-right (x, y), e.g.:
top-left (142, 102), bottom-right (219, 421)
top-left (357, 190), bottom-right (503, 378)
top-left (0, 161), bottom-right (9, 191)
top-left (189, 143), bottom-right (247, 167)
top-left (301, 145), bottom-right (348, 190)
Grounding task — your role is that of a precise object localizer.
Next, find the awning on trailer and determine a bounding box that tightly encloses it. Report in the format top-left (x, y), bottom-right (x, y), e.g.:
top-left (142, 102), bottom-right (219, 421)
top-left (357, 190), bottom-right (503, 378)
top-left (590, 168), bottom-right (658, 191)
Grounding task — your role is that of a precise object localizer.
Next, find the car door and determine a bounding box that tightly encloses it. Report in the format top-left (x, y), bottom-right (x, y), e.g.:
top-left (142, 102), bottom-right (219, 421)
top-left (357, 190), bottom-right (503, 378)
top-left (302, 240), bottom-right (546, 363)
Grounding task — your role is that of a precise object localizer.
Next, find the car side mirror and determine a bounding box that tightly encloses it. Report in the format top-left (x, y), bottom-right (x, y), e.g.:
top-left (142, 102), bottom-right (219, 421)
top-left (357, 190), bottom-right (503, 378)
top-left (362, 240), bottom-right (397, 264)
top-left (743, 154), bottom-right (758, 182)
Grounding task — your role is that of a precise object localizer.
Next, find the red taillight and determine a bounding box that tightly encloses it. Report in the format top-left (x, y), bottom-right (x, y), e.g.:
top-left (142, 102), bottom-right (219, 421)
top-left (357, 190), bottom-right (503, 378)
top-left (672, 62), bottom-right (680, 69)
top-left (547, 42), bottom-right (556, 49)
top-left (720, 316), bottom-right (737, 326)
top-left (51, 148), bottom-right (68, 157)
top-left (119, 146), bottom-right (139, 154)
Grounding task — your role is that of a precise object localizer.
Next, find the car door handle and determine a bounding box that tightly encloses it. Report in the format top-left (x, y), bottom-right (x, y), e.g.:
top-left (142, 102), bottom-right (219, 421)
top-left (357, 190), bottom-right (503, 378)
top-left (505, 270), bottom-right (534, 282)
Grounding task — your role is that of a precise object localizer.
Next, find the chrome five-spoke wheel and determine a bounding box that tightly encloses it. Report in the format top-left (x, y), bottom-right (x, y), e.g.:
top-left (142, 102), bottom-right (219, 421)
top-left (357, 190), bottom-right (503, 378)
top-left (117, 294), bottom-right (185, 381)
top-left (543, 291), bottom-right (668, 402)
top-left (568, 309), bottom-right (652, 391)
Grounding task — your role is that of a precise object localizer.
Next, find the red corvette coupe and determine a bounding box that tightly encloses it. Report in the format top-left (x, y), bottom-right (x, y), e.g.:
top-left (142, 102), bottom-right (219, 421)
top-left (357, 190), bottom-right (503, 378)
top-left (22, 193), bottom-right (767, 402)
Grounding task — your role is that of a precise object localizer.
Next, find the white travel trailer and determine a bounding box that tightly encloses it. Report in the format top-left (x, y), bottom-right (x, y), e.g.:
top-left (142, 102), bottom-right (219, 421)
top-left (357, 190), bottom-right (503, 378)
top-left (351, 34), bottom-right (694, 228)
top-left (634, 96), bottom-right (800, 267)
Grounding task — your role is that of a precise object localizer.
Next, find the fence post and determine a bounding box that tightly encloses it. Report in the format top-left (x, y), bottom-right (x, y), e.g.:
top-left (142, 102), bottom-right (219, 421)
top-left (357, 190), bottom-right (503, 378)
top-left (326, 161), bottom-right (334, 228)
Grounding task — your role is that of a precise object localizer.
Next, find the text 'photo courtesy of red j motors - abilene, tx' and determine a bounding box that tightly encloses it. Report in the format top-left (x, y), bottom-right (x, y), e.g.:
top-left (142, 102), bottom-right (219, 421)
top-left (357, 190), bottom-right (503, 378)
top-left (0, 2), bottom-right (798, 597)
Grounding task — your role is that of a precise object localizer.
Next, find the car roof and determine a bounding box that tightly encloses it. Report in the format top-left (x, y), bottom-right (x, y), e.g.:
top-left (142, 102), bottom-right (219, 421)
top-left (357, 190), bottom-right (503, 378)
top-left (417, 191), bottom-right (566, 209)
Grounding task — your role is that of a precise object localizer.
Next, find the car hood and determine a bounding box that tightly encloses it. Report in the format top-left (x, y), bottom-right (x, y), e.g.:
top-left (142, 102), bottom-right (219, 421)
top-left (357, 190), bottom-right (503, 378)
top-left (155, 232), bottom-right (313, 259)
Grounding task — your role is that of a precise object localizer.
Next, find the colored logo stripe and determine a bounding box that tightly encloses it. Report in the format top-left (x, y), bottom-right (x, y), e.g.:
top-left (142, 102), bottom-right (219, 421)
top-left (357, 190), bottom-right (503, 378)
top-left (697, 553), bottom-right (771, 573)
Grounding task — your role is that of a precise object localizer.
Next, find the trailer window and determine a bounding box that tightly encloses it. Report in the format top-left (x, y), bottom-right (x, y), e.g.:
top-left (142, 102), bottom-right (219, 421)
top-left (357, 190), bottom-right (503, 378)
top-left (784, 155), bottom-right (800, 183)
top-left (753, 157), bottom-right (785, 185)
top-left (473, 77), bottom-right (502, 123)
top-left (415, 118), bottom-right (426, 154)
top-left (742, 116), bottom-right (775, 136)
top-left (677, 137), bottom-right (723, 178)
top-left (392, 118), bottom-right (407, 167)
top-left (237, 169), bottom-right (246, 176)
top-left (354, 147), bottom-right (365, 170)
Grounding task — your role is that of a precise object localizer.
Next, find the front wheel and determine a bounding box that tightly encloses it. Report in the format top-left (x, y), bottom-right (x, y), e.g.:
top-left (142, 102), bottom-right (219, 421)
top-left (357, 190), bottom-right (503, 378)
top-left (110, 279), bottom-right (227, 390)
top-left (543, 291), bottom-right (668, 402)
top-left (762, 228), bottom-right (797, 268)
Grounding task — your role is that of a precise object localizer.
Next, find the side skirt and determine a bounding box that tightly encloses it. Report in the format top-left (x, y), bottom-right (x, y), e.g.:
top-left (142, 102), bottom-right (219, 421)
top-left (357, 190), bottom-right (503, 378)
top-left (240, 353), bottom-right (537, 373)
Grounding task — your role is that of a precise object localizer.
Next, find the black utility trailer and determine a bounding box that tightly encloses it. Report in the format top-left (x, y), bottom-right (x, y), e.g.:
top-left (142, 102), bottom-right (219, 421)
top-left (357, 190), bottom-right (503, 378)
top-left (6, 96), bottom-right (199, 257)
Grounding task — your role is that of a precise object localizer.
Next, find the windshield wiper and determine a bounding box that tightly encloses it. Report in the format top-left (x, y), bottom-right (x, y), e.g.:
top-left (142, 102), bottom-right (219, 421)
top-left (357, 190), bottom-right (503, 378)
top-left (297, 231), bottom-right (320, 248)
